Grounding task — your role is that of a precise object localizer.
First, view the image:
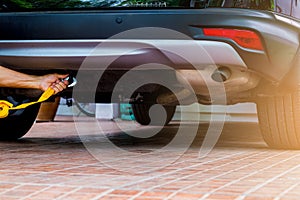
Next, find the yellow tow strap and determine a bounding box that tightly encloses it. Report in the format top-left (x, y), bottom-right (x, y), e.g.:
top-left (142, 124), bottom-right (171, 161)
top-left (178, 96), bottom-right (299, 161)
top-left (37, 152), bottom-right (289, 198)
top-left (0, 88), bottom-right (55, 118)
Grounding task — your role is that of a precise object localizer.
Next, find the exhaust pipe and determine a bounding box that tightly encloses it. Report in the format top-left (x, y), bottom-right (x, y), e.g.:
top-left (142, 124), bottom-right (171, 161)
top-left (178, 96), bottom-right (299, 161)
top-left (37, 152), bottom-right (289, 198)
top-left (211, 67), bottom-right (231, 82)
top-left (157, 67), bottom-right (232, 105)
top-left (156, 88), bottom-right (192, 105)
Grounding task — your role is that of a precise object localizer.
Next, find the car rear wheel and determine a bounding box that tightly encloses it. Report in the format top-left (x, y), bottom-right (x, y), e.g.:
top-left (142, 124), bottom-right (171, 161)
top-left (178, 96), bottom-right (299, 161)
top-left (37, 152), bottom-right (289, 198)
top-left (256, 89), bottom-right (300, 149)
top-left (132, 104), bottom-right (176, 126)
top-left (0, 104), bottom-right (40, 140)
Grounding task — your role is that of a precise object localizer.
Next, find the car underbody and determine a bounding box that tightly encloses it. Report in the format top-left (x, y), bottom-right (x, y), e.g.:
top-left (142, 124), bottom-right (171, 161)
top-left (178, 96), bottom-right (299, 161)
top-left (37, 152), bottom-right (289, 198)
top-left (1, 3), bottom-right (300, 149)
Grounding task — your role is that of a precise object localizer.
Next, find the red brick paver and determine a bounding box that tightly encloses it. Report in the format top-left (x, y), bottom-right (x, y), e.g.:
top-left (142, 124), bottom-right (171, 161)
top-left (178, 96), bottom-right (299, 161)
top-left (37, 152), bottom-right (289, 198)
top-left (0, 116), bottom-right (300, 199)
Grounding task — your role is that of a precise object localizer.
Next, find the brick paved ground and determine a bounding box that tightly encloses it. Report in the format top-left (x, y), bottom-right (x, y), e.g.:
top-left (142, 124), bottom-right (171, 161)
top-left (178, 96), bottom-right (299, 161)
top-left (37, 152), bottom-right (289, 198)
top-left (1, 116), bottom-right (300, 200)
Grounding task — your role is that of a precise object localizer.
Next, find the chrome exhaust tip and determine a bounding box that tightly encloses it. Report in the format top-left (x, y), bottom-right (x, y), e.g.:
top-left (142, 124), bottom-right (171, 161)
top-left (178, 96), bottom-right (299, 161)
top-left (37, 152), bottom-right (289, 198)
top-left (211, 67), bottom-right (231, 82)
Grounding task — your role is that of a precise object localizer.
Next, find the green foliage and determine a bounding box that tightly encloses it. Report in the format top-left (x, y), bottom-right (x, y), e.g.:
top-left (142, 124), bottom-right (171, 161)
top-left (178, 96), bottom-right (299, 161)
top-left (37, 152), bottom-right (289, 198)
top-left (2, 0), bottom-right (183, 9)
top-left (2, 0), bottom-right (91, 9)
top-left (9, 0), bottom-right (33, 8)
top-left (1, 0), bottom-right (275, 9)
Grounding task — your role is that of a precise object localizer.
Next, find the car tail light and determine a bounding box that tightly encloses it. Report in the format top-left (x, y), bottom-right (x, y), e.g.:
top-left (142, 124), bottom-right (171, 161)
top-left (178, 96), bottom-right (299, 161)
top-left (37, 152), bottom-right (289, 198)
top-left (203, 28), bottom-right (264, 51)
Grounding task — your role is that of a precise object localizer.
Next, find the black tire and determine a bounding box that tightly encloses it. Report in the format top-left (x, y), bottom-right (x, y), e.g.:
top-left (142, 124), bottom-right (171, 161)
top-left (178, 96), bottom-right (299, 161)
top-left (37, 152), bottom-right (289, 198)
top-left (0, 104), bottom-right (40, 140)
top-left (132, 104), bottom-right (176, 126)
top-left (74, 101), bottom-right (95, 117)
top-left (256, 90), bottom-right (300, 149)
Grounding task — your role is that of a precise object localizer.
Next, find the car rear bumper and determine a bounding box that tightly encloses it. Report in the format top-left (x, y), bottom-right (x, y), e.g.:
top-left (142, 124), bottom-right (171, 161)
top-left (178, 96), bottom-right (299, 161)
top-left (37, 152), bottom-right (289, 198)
top-left (0, 39), bottom-right (248, 70)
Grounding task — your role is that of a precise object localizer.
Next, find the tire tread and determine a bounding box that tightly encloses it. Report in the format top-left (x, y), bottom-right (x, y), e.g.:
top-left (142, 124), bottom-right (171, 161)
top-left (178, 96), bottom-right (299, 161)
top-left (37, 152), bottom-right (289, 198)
top-left (257, 89), bottom-right (300, 149)
top-left (132, 104), bottom-right (175, 126)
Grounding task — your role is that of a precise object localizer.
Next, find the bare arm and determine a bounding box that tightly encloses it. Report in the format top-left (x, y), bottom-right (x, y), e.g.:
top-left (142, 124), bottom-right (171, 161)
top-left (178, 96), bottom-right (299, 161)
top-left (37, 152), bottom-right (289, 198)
top-left (0, 66), bottom-right (68, 94)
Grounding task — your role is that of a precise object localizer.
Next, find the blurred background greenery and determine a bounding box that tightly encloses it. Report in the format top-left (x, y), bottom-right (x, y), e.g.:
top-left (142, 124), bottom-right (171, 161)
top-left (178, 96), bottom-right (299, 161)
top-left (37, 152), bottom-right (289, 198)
top-left (1, 0), bottom-right (274, 9)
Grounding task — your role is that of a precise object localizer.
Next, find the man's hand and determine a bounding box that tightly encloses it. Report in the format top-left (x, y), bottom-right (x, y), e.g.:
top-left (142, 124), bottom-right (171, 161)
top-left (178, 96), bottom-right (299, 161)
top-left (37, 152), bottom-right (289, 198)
top-left (39, 74), bottom-right (69, 94)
